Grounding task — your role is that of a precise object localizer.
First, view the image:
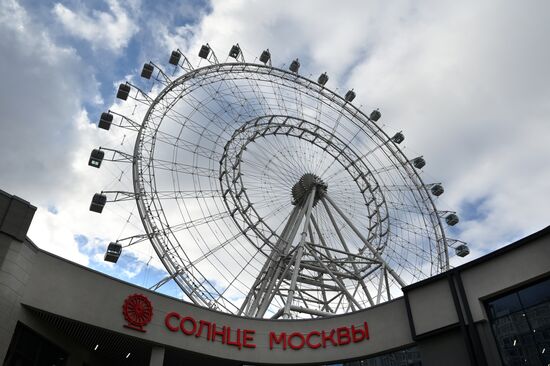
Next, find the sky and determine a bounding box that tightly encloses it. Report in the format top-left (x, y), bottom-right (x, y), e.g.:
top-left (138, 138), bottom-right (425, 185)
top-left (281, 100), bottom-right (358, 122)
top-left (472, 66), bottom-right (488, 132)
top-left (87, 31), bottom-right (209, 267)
top-left (0, 0), bottom-right (549, 299)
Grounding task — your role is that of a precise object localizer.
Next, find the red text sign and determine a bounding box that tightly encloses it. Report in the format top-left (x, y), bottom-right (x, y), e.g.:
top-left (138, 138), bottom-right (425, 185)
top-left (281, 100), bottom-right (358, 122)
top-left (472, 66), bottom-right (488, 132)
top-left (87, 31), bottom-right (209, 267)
top-left (164, 311), bottom-right (370, 351)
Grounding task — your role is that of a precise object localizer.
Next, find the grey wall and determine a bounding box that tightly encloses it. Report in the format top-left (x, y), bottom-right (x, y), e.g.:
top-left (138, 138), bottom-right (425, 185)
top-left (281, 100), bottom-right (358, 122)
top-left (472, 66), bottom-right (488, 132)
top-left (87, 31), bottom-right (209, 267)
top-left (19, 250), bottom-right (415, 365)
top-left (460, 235), bottom-right (550, 322)
top-left (407, 277), bottom-right (458, 336)
top-left (0, 233), bottom-right (37, 362)
top-left (2, 186), bottom-right (550, 366)
top-left (0, 191), bottom-right (36, 362)
top-left (416, 328), bottom-right (470, 366)
top-left (15, 308), bottom-right (95, 366)
top-left (404, 228), bottom-right (550, 366)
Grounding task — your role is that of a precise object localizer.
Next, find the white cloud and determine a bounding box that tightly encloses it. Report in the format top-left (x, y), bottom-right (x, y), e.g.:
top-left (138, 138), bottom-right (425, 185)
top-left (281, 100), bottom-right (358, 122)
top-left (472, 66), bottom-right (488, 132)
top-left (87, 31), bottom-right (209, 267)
top-left (0, 0), bottom-right (157, 271)
top-left (169, 0), bottom-right (550, 254)
top-left (53, 0), bottom-right (138, 53)
top-left (2, 0), bottom-right (550, 302)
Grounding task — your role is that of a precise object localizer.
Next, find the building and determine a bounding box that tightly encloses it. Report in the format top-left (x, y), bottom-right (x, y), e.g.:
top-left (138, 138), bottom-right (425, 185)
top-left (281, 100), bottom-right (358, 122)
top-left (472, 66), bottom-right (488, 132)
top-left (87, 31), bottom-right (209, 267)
top-left (1, 189), bottom-right (549, 365)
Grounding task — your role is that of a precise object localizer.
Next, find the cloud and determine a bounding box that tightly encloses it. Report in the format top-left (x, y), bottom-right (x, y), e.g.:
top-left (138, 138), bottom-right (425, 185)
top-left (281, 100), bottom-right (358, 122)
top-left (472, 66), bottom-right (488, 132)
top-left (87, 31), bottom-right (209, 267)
top-left (2, 0), bottom-right (550, 304)
top-left (0, 0), bottom-right (153, 269)
top-left (150, 0), bottom-right (550, 270)
top-left (0, 0), bottom-right (94, 205)
top-left (343, 1), bottom-right (550, 250)
top-left (52, 0), bottom-right (138, 53)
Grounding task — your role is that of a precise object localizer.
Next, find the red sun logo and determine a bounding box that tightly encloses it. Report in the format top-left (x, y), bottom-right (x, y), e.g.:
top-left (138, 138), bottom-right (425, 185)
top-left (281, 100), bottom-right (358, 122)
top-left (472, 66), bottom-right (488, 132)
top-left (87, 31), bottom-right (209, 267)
top-left (123, 294), bottom-right (153, 332)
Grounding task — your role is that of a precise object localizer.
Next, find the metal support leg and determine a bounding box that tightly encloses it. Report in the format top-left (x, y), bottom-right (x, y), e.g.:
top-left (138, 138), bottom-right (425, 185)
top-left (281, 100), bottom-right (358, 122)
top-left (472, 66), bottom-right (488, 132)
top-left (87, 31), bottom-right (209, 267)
top-left (305, 243), bottom-right (362, 310)
top-left (255, 203), bottom-right (308, 317)
top-left (320, 198), bottom-right (375, 306)
top-left (323, 195), bottom-right (406, 288)
top-left (241, 205), bottom-right (302, 316)
top-left (282, 187), bottom-right (317, 319)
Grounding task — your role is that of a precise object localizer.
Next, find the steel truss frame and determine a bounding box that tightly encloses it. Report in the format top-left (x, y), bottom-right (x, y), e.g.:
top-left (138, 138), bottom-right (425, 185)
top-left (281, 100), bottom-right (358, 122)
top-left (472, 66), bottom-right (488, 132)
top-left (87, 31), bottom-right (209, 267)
top-left (100, 60), bottom-right (451, 318)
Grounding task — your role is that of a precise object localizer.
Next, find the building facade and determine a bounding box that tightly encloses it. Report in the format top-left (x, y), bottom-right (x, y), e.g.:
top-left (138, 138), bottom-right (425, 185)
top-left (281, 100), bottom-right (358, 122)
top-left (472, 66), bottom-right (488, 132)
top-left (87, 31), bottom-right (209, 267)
top-left (0, 189), bottom-right (549, 365)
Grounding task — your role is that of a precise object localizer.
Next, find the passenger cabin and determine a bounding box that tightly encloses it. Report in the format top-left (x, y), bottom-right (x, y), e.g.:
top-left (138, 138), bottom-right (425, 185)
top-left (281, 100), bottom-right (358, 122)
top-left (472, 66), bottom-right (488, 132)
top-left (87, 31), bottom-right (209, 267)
top-left (455, 244), bottom-right (470, 257)
top-left (259, 50), bottom-right (271, 64)
top-left (116, 84), bottom-right (131, 100)
top-left (89, 193), bottom-right (107, 214)
top-left (104, 242), bottom-right (122, 263)
top-left (141, 63), bottom-right (154, 79)
top-left (98, 112), bottom-right (113, 130)
top-left (344, 90), bottom-right (356, 102)
top-left (88, 149), bottom-right (104, 168)
top-left (229, 45), bottom-right (241, 59)
top-left (412, 157), bottom-right (426, 169)
top-left (289, 59), bottom-right (300, 73)
top-left (446, 213), bottom-right (459, 226)
top-left (169, 50), bottom-right (181, 65)
top-left (431, 184), bottom-right (444, 196)
top-left (392, 132), bottom-right (405, 144)
top-left (199, 45), bottom-right (210, 59)
top-left (370, 109), bottom-right (381, 122)
top-left (318, 73), bottom-right (329, 86)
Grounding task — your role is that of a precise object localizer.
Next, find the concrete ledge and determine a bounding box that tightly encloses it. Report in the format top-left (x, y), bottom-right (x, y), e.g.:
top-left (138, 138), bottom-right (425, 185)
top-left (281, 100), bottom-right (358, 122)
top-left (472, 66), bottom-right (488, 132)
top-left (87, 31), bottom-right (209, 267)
top-left (0, 190), bottom-right (36, 242)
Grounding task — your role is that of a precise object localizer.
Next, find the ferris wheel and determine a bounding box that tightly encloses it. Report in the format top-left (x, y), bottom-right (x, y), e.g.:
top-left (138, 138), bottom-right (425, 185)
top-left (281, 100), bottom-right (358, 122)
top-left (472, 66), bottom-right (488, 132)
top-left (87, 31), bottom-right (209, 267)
top-left (88, 43), bottom-right (469, 319)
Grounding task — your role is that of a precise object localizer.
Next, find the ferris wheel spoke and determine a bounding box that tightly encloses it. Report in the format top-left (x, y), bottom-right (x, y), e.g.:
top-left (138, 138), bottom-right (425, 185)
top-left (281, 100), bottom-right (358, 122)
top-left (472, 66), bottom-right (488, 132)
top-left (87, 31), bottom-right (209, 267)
top-left (270, 81), bottom-right (290, 118)
top-left (261, 135), bottom-right (308, 177)
top-left (219, 73), bottom-right (269, 118)
top-left (154, 133), bottom-right (222, 160)
top-left (151, 158), bottom-right (218, 179)
top-left (176, 91), bottom-right (238, 133)
top-left (152, 190), bottom-right (222, 200)
top-left (215, 245), bottom-right (263, 303)
top-left (323, 142), bottom-right (387, 183)
top-left (200, 72), bottom-right (269, 124)
top-left (386, 201), bottom-right (434, 216)
top-left (155, 106), bottom-right (229, 143)
top-left (241, 144), bottom-right (298, 186)
top-left (168, 212), bottom-right (231, 233)
top-left (244, 78), bottom-right (273, 116)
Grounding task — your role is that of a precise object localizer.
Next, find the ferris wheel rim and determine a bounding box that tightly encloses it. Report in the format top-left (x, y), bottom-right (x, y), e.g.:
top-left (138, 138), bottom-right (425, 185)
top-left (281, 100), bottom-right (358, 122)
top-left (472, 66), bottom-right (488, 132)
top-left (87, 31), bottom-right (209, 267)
top-left (127, 60), bottom-right (450, 317)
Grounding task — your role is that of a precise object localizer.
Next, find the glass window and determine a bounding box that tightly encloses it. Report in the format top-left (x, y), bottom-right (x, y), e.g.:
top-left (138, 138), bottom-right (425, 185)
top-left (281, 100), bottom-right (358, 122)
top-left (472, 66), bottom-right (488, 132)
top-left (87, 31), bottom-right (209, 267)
top-left (486, 277), bottom-right (550, 366)
top-left (487, 292), bottom-right (522, 318)
top-left (3, 322), bottom-right (67, 366)
top-left (339, 346), bottom-right (422, 366)
top-left (518, 278), bottom-right (550, 308)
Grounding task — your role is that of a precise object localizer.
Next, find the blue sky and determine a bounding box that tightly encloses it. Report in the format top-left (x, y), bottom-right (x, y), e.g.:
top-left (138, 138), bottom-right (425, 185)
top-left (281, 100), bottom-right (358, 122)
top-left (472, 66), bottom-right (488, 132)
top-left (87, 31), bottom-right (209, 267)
top-left (0, 0), bottom-right (549, 300)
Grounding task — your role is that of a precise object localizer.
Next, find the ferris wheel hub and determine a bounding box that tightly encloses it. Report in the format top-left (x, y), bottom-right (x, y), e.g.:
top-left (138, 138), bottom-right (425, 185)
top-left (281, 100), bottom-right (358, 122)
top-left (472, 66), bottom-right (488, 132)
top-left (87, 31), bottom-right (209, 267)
top-left (291, 173), bottom-right (327, 207)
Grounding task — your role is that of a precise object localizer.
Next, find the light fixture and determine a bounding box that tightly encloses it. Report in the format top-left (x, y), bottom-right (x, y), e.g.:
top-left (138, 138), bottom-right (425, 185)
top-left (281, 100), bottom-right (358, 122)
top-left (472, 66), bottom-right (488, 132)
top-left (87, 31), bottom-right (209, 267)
top-left (513, 339), bottom-right (517, 346)
top-left (126, 353), bottom-right (131, 358)
top-left (94, 344), bottom-right (99, 351)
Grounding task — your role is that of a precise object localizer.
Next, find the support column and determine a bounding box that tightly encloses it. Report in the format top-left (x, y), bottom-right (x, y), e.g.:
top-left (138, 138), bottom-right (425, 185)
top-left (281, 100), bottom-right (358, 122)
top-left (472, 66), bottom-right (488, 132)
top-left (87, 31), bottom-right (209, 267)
top-left (149, 346), bottom-right (165, 366)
